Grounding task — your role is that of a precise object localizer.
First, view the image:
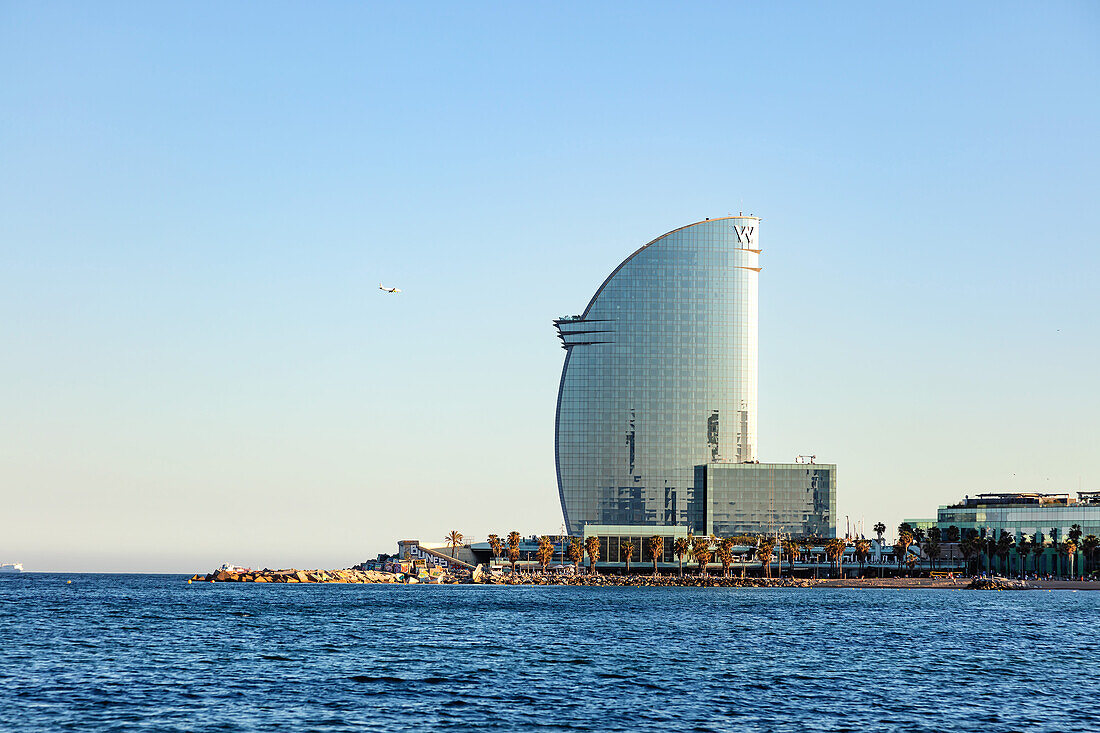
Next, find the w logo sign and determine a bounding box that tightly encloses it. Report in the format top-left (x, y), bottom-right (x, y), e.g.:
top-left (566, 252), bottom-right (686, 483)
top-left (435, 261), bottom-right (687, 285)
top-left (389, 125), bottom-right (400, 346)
top-left (733, 224), bottom-right (755, 247)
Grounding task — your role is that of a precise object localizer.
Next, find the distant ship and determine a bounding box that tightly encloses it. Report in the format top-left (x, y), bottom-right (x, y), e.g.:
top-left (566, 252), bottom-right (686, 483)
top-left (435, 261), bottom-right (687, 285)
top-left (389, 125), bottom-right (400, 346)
top-left (0, 563), bottom-right (23, 573)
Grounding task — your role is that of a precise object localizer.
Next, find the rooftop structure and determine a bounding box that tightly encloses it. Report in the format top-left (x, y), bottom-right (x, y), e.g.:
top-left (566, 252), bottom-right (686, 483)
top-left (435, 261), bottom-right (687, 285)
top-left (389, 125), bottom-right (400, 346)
top-left (946, 493), bottom-right (1073, 508)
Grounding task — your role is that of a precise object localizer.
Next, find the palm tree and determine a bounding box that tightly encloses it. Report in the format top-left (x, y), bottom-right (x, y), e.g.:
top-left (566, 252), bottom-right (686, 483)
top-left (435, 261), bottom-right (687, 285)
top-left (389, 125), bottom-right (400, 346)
top-left (673, 537), bottom-right (690, 577)
top-left (799, 540), bottom-right (814, 575)
top-left (959, 537), bottom-right (976, 575)
top-left (1069, 524), bottom-right (1084, 574)
top-left (507, 546), bottom-right (520, 573)
top-left (692, 537), bottom-right (712, 576)
top-left (536, 536), bottom-right (555, 572)
top-left (1049, 528), bottom-right (1060, 574)
top-left (566, 538), bottom-right (583, 574)
top-left (757, 538), bottom-right (775, 579)
top-left (1032, 535), bottom-right (1046, 576)
top-left (584, 535), bottom-right (601, 575)
top-left (873, 522), bottom-right (886, 547)
top-left (620, 539), bottom-right (636, 574)
top-left (717, 537), bottom-right (735, 578)
top-left (507, 531), bottom-right (522, 574)
top-left (996, 531), bottom-right (1014, 577)
top-left (824, 539), bottom-right (845, 578)
top-left (854, 539), bottom-right (871, 576)
top-left (445, 530), bottom-right (463, 558)
top-left (945, 525), bottom-right (961, 543)
top-left (1061, 540), bottom-right (1078, 579)
top-left (927, 527), bottom-right (942, 570)
top-left (1016, 537), bottom-right (1032, 578)
top-left (895, 531), bottom-right (914, 576)
top-left (821, 539), bottom-right (835, 577)
top-left (923, 539), bottom-right (941, 573)
top-left (648, 535), bottom-right (664, 576)
top-left (1069, 523), bottom-right (1083, 545)
top-left (805, 539), bottom-right (816, 571)
top-left (785, 538), bottom-right (798, 577)
top-left (1082, 535), bottom-right (1099, 578)
top-left (487, 534), bottom-right (503, 566)
top-left (984, 535), bottom-right (996, 574)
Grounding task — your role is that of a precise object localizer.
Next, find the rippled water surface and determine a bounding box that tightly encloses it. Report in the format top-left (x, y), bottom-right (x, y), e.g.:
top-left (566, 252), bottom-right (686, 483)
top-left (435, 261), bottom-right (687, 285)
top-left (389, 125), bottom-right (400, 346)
top-left (3, 574), bottom-right (1099, 731)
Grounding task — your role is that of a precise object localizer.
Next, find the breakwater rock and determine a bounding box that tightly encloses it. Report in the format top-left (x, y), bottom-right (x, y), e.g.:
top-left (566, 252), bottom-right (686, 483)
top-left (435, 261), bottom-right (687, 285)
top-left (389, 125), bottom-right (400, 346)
top-left (965, 578), bottom-right (1033, 591)
top-left (190, 568), bottom-right (401, 584)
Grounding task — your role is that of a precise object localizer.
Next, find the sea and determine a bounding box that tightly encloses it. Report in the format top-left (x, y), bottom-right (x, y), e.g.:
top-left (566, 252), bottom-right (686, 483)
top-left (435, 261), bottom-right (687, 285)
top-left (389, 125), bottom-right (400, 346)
top-left (2, 574), bottom-right (1098, 732)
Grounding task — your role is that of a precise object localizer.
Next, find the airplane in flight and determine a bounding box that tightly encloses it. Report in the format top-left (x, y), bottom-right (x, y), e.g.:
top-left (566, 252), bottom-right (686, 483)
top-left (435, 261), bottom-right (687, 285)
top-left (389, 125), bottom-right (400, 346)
top-left (378, 283), bottom-right (401, 293)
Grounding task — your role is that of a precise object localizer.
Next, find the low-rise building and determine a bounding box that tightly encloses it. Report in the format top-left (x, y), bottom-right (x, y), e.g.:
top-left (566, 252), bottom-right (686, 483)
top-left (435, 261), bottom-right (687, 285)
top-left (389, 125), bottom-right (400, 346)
top-left (694, 462), bottom-right (836, 537)
top-left (935, 491), bottom-right (1100, 576)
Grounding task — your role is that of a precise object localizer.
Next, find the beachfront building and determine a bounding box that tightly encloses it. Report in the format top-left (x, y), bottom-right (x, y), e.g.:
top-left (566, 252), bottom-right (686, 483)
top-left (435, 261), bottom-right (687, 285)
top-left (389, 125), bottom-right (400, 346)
top-left (582, 524), bottom-right (689, 569)
top-left (580, 526), bottom-right (913, 576)
top-left (935, 492), bottom-right (1100, 576)
top-left (553, 215), bottom-right (836, 538)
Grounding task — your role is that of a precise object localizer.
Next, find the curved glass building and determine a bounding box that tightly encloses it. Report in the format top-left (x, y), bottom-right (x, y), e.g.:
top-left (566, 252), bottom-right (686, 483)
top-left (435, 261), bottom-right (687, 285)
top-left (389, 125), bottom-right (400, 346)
top-left (554, 216), bottom-right (763, 535)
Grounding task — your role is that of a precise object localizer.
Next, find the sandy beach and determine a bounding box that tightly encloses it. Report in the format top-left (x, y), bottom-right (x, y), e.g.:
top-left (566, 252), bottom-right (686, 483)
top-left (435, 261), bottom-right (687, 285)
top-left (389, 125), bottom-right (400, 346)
top-left (812, 577), bottom-right (1100, 590)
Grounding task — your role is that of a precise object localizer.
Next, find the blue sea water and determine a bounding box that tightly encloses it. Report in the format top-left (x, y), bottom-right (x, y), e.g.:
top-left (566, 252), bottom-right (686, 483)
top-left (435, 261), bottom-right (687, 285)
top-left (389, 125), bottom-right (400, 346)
top-left (2, 574), bottom-right (1099, 732)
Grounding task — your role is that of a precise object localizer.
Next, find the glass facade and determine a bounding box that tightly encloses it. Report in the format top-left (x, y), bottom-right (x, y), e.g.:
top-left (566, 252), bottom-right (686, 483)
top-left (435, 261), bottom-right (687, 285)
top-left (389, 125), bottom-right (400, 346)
top-left (581, 525), bottom-right (690, 566)
top-left (936, 504), bottom-right (1100, 544)
top-left (697, 463), bottom-right (836, 538)
top-left (555, 217), bottom-right (761, 535)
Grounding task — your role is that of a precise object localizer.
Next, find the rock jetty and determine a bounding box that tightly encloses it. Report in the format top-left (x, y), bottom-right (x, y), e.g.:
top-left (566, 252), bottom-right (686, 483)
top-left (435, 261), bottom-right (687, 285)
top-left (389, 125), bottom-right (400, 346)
top-left (190, 568), bottom-right (401, 583)
top-left (191, 566), bottom-right (1002, 589)
top-left (965, 577), bottom-right (1033, 591)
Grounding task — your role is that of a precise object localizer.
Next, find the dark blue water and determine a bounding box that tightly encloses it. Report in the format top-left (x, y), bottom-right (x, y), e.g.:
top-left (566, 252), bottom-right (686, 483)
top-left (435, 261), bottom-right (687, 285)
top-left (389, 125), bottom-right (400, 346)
top-left (3, 574), bottom-right (1099, 732)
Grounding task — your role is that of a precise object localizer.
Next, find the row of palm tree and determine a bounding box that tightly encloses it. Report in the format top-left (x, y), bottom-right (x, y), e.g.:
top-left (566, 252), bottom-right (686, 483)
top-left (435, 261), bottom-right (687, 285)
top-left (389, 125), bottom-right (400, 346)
top-left (870, 520), bottom-right (1100, 578)
top-left (473, 524), bottom-right (1100, 578)
top-left (581, 533), bottom-right (798, 577)
top-left (481, 532), bottom-right (572, 573)
top-left (950, 526), bottom-right (1098, 578)
top-left (482, 532), bottom-right (780, 577)
top-left (452, 529), bottom-right (558, 573)
top-left (485, 531), bottom-right (526, 572)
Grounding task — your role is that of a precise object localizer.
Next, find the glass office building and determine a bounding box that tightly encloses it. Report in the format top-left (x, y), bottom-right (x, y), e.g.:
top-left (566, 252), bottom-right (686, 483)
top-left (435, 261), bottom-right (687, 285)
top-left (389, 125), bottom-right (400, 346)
top-left (695, 463), bottom-right (836, 538)
top-left (554, 217), bottom-right (763, 535)
top-left (936, 492), bottom-right (1100, 543)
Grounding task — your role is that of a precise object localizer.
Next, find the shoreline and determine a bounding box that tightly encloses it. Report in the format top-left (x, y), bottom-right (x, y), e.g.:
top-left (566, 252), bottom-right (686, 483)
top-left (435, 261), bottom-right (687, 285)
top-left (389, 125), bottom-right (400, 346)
top-left (186, 568), bottom-right (1099, 590)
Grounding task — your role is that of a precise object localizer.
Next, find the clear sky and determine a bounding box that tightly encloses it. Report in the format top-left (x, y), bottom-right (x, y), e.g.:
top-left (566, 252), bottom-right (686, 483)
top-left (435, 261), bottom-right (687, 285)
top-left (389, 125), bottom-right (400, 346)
top-left (2, 2), bottom-right (1098, 572)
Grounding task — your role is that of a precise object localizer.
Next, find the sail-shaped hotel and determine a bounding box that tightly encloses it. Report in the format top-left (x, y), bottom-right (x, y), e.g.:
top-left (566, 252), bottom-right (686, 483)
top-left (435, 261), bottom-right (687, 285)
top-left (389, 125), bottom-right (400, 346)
top-left (554, 216), bottom-right (835, 538)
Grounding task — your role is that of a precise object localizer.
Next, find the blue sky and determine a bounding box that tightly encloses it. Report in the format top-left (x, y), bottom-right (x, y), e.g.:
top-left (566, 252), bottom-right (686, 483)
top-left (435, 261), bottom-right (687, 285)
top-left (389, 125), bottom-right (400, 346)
top-left (2, 2), bottom-right (1098, 571)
